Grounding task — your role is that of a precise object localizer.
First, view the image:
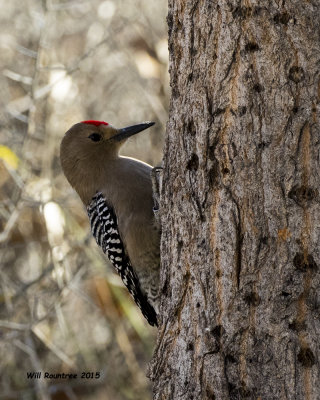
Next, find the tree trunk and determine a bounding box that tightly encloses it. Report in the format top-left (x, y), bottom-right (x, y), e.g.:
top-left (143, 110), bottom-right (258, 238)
top-left (150, 1), bottom-right (320, 399)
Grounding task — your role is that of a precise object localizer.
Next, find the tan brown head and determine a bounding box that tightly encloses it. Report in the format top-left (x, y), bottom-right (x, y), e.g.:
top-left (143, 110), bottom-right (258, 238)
top-left (60, 120), bottom-right (154, 203)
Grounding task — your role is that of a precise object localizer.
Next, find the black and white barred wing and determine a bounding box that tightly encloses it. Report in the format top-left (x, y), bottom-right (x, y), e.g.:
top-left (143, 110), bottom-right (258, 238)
top-left (87, 192), bottom-right (158, 326)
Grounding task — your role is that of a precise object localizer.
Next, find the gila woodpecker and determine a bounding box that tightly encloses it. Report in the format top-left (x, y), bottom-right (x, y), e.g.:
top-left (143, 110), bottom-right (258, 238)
top-left (60, 120), bottom-right (160, 326)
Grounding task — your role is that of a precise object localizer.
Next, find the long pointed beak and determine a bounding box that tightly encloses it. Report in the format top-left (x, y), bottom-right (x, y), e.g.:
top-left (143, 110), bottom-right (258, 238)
top-left (111, 121), bottom-right (155, 142)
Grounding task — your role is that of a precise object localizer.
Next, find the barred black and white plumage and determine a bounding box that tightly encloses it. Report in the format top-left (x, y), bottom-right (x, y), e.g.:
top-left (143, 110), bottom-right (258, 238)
top-left (87, 192), bottom-right (158, 326)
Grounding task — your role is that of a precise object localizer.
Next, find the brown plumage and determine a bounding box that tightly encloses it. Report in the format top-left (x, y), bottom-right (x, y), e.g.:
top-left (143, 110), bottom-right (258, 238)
top-left (60, 121), bottom-right (160, 325)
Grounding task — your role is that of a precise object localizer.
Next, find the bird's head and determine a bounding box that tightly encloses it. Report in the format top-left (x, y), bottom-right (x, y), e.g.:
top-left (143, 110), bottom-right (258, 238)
top-left (60, 120), bottom-right (155, 202)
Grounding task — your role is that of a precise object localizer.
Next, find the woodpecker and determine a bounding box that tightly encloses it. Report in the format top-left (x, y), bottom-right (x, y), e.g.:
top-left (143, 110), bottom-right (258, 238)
top-left (60, 120), bottom-right (160, 326)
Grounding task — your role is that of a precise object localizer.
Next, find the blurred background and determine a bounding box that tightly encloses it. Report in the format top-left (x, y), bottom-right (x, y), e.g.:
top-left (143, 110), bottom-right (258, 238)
top-left (0, 0), bottom-right (168, 399)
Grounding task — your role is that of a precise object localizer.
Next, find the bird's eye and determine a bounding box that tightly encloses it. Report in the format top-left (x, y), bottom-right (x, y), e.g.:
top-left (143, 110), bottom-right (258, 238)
top-left (88, 133), bottom-right (102, 142)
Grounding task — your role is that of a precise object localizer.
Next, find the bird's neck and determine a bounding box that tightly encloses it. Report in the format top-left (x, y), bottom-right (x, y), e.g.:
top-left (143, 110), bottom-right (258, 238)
top-left (72, 156), bottom-right (152, 207)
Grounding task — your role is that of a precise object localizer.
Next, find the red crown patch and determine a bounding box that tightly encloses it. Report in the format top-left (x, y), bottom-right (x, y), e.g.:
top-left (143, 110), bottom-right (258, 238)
top-left (81, 120), bottom-right (109, 126)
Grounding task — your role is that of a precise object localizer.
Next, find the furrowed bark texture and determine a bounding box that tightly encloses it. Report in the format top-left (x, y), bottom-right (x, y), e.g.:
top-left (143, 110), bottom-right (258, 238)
top-left (151, 1), bottom-right (320, 399)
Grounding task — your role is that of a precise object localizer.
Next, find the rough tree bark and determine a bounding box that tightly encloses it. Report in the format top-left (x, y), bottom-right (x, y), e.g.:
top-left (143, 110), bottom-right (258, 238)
top-left (150, 1), bottom-right (320, 399)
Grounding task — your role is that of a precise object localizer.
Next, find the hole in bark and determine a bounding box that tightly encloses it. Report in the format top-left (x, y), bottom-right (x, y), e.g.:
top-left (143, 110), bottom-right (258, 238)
top-left (191, 45), bottom-right (197, 56)
top-left (186, 120), bottom-right (196, 136)
top-left (253, 7), bottom-right (263, 16)
top-left (244, 292), bottom-right (260, 306)
top-left (292, 106), bottom-right (299, 113)
top-left (225, 354), bottom-right (237, 363)
top-left (281, 291), bottom-right (291, 297)
top-left (306, 288), bottom-right (320, 311)
top-left (288, 66), bottom-right (305, 83)
top-left (213, 108), bottom-right (226, 117)
top-left (176, 20), bottom-right (183, 31)
top-left (162, 277), bottom-right (169, 296)
top-left (245, 42), bottom-right (260, 52)
top-left (216, 270), bottom-right (221, 278)
top-left (187, 342), bottom-right (194, 351)
top-left (196, 302), bottom-right (200, 308)
top-left (258, 141), bottom-right (269, 149)
top-left (230, 142), bottom-right (238, 157)
top-left (228, 383), bottom-right (251, 398)
top-left (171, 86), bottom-right (180, 99)
top-left (293, 253), bottom-right (318, 272)
top-left (260, 236), bottom-right (268, 245)
top-left (208, 145), bottom-right (216, 161)
top-left (222, 167), bottom-right (230, 175)
top-left (205, 387), bottom-right (216, 399)
top-left (240, 386), bottom-right (252, 397)
top-left (239, 106), bottom-right (247, 116)
top-left (187, 153), bottom-right (199, 171)
top-left (288, 185), bottom-right (318, 206)
top-left (208, 165), bottom-right (218, 187)
top-left (167, 12), bottom-right (173, 33)
top-left (211, 325), bottom-right (223, 339)
top-left (177, 239), bottom-right (183, 261)
top-left (227, 382), bottom-right (237, 396)
top-left (298, 348), bottom-right (315, 367)
top-left (274, 12), bottom-right (291, 25)
top-left (253, 83), bottom-right (264, 93)
top-left (232, 6), bottom-right (252, 19)
top-left (289, 319), bottom-right (306, 332)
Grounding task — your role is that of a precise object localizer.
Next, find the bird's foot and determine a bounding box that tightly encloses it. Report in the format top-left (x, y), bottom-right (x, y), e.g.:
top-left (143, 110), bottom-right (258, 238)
top-left (151, 165), bottom-right (163, 223)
